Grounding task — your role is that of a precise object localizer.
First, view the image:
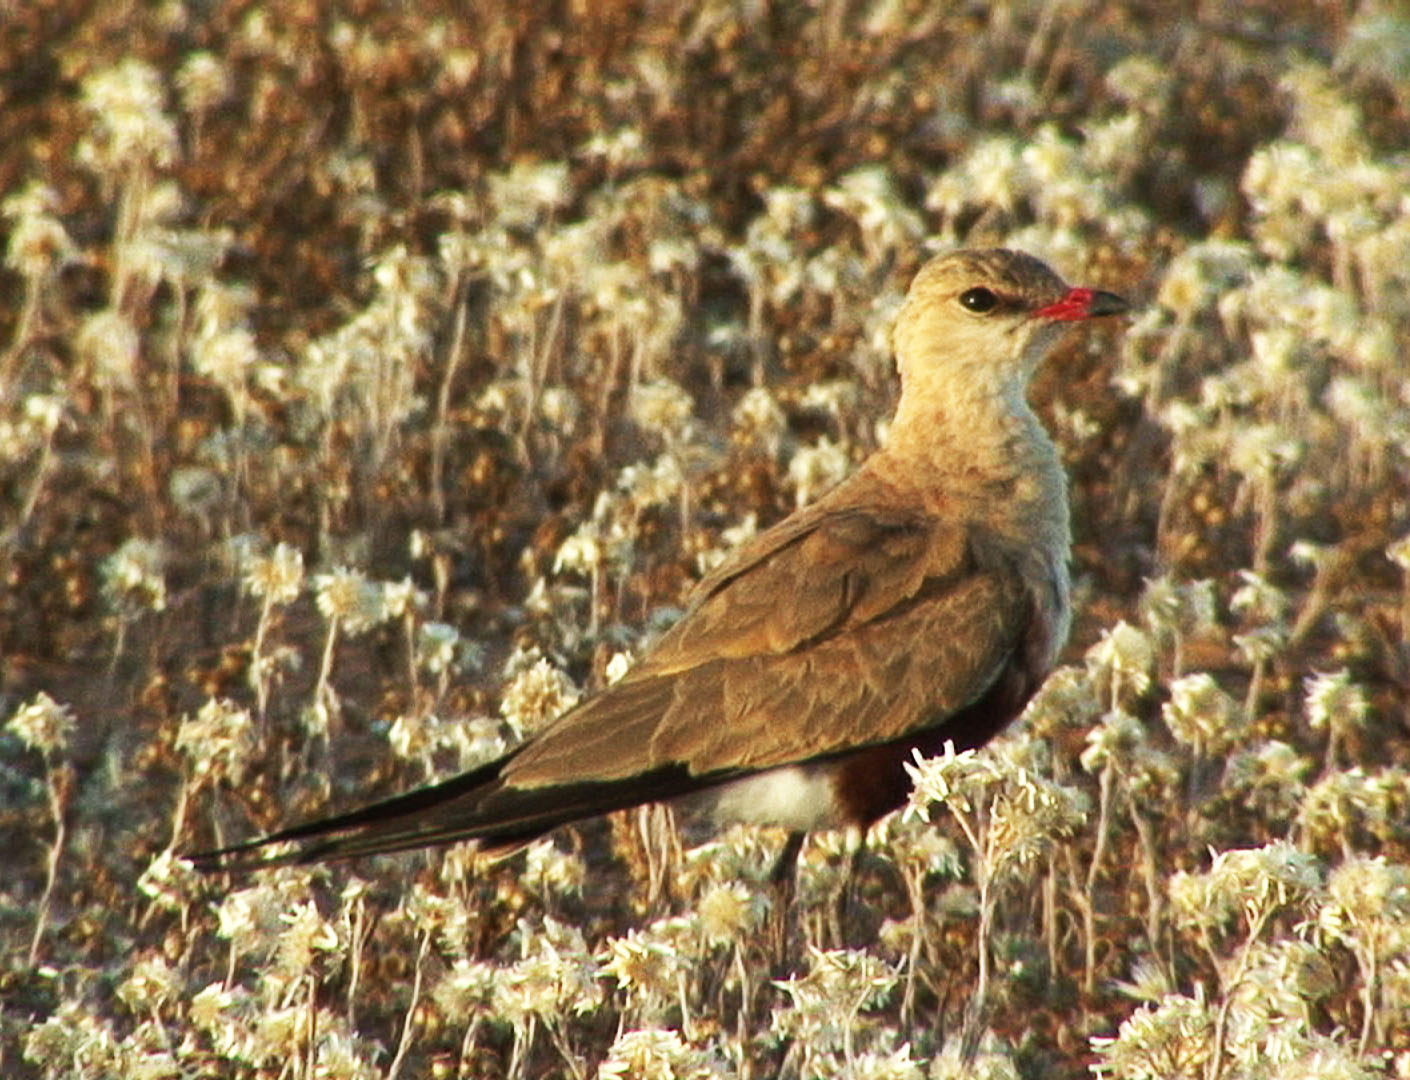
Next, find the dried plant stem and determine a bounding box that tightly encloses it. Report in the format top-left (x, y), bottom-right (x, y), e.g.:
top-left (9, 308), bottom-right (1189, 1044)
top-left (386, 930), bottom-right (432, 1080)
top-left (0, 275), bottom-right (41, 393)
top-left (1081, 761), bottom-right (1116, 994)
top-left (1154, 465), bottom-right (1188, 566)
top-left (1357, 939), bottom-right (1378, 1054)
top-left (1205, 907), bottom-right (1272, 1080)
top-left (431, 278), bottom-right (471, 525)
top-left (1243, 657), bottom-right (1266, 722)
top-left (345, 889), bottom-right (367, 1029)
top-left (251, 591), bottom-right (277, 717)
top-left (402, 611), bottom-right (419, 698)
top-left (1400, 580), bottom-right (1410, 649)
top-left (959, 855), bottom-right (996, 1063)
top-left (1251, 470), bottom-right (1278, 576)
top-left (456, 1015), bottom-right (485, 1080)
top-left (542, 1016), bottom-right (586, 1080)
top-left (520, 293), bottom-right (565, 455)
top-left (746, 282), bottom-right (767, 388)
top-left (1043, 855), bottom-right (1059, 978)
top-left (732, 943), bottom-right (752, 1064)
top-left (1288, 546), bottom-right (1350, 650)
top-left (672, 449), bottom-right (693, 537)
top-left (304, 976), bottom-right (318, 1080)
top-left (676, 968), bottom-right (695, 1041)
top-left (949, 801), bottom-right (992, 1062)
top-left (1063, 846), bottom-right (1098, 1002)
top-left (27, 761), bottom-right (70, 968)
top-left (167, 775), bottom-right (191, 853)
top-left (900, 863), bottom-right (925, 1027)
top-left (637, 803), bottom-right (681, 909)
top-left (109, 618), bottom-right (130, 678)
top-left (315, 616), bottom-right (340, 720)
top-left (13, 417), bottom-right (57, 539)
top-left (588, 555), bottom-right (603, 641)
top-left (1125, 791), bottom-right (1166, 963)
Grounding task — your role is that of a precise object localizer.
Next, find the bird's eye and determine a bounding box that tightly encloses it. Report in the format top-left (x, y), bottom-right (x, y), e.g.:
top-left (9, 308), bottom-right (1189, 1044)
top-left (959, 287), bottom-right (999, 314)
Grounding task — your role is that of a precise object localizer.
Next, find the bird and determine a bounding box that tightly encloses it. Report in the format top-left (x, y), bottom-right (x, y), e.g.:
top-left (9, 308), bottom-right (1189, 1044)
top-left (188, 248), bottom-right (1128, 871)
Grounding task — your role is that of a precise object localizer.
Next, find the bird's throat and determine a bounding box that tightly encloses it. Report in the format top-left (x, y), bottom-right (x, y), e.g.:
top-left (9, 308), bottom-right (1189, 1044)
top-left (884, 389), bottom-right (1070, 552)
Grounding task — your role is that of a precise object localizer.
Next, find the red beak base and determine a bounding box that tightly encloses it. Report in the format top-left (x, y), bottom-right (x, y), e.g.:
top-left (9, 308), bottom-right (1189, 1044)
top-left (1036, 287), bottom-right (1129, 322)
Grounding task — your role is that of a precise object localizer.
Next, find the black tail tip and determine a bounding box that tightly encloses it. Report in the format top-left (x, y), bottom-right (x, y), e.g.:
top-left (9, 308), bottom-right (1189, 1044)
top-left (179, 839), bottom-right (303, 874)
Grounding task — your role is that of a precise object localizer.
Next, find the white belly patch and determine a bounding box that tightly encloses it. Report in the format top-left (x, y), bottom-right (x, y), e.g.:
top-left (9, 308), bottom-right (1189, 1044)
top-left (708, 765), bottom-right (839, 831)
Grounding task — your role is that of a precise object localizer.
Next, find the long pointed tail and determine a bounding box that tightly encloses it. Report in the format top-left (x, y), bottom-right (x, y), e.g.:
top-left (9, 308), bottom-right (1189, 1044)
top-left (183, 754), bottom-right (713, 871)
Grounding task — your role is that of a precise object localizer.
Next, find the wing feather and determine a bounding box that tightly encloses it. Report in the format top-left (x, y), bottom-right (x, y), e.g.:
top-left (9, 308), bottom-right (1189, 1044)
top-left (504, 474), bottom-right (1027, 787)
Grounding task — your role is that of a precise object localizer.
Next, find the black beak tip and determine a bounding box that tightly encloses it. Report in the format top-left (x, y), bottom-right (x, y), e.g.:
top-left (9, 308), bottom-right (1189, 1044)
top-left (1087, 289), bottom-right (1130, 318)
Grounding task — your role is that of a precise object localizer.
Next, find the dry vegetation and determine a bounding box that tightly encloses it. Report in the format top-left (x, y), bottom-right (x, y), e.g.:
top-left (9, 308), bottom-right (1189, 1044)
top-left (4, 1), bottom-right (1410, 1077)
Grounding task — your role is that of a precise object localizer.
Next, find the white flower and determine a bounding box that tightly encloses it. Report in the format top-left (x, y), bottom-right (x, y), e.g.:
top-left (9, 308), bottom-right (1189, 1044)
top-left (1304, 669), bottom-right (1368, 733)
top-left (788, 437), bottom-right (850, 508)
top-left (732, 387), bottom-right (786, 449)
top-left (244, 543), bottom-right (304, 605)
top-left (313, 567), bottom-right (388, 634)
top-left (494, 916), bottom-right (603, 1022)
top-left (697, 882), bottom-right (764, 946)
top-left (417, 622), bottom-right (461, 675)
top-left (598, 1027), bottom-right (730, 1080)
top-left (192, 327), bottom-right (257, 392)
top-left (1090, 993), bottom-right (1214, 1078)
top-left (631, 380), bottom-right (695, 441)
top-left (8, 692), bottom-right (76, 756)
top-left (77, 310), bottom-right (140, 388)
top-left (116, 953), bottom-right (181, 1016)
top-left (1085, 621), bottom-right (1154, 702)
top-left (2, 182), bottom-right (75, 277)
top-left (381, 576), bottom-right (422, 619)
top-left (1163, 673), bottom-right (1242, 755)
top-left (78, 58), bottom-right (180, 171)
top-left (174, 51), bottom-right (232, 115)
top-left (604, 651), bottom-right (634, 684)
top-left (487, 160), bottom-right (571, 229)
top-left (175, 698), bottom-right (255, 784)
top-left (102, 538), bottom-right (167, 615)
top-left (555, 525), bottom-right (602, 577)
top-left (500, 657), bottom-right (581, 736)
top-left (522, 839), bottom-right (585, 898)
top-left (1169, 841), bottom-right (1322, 933)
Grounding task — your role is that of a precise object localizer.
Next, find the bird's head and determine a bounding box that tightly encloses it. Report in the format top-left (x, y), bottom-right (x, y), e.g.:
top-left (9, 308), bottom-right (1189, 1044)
top-left (892, 248), bottom-right (1128, 401)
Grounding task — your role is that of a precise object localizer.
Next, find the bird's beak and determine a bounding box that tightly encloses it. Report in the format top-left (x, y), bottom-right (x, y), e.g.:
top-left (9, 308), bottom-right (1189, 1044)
top-left (1035, 287), bottom-right (1130, 322)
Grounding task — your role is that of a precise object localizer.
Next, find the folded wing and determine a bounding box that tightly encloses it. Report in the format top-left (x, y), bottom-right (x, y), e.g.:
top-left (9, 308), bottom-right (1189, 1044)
top-left (190, 474), bottom-right (1031, 867)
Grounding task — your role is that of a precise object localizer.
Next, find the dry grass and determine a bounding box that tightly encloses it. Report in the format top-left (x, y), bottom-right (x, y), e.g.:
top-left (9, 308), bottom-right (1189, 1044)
top-left (3, 2), bottom-right (1410, 1077)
